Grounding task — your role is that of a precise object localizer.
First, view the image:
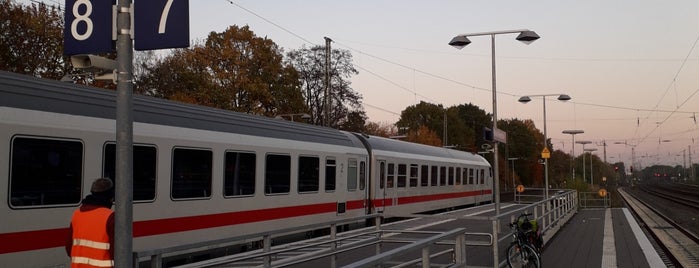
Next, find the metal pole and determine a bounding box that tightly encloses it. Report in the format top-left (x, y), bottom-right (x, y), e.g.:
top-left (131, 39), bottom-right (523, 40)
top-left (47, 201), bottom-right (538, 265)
top-left (490, 34), bottom-right (501, 216)
top-left (115, 0), bottom-right (134, 267)
top-left (543, 96), bottom-right (549, 200)
top-left (324, 37), bottom-right (332, 127)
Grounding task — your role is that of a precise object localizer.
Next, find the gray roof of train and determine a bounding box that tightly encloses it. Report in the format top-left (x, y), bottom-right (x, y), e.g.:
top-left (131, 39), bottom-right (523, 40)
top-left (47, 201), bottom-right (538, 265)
top-left (0, 71), bottom-right (364, 148)
top-left (357, 134), bottom-right (490, 165)
top-left (0, 71), bottom-right (490, 165)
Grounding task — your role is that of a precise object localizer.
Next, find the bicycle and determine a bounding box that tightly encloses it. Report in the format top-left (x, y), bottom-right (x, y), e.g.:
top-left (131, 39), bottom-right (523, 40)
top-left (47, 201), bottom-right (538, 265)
top-left (506, 213), bottom-right (542, 268)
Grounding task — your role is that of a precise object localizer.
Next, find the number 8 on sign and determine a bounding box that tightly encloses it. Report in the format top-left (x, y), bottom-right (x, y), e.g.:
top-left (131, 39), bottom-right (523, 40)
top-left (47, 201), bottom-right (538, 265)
top-left (70, 0), bottom-right (93, 40)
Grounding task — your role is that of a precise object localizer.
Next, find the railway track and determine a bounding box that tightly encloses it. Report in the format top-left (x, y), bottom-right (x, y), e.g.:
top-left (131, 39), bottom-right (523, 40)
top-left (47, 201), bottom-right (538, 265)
top-left (619, 187), bottom-right (699, 267)
top-left (640, 183), bottom-right (699, 210)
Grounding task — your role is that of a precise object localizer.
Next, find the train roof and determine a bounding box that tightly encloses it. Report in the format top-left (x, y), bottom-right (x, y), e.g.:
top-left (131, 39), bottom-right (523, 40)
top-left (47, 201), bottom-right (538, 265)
top-left (357, 134), bottom-right (490, 165)
top-left (0, 71), bottom-right (365, 148)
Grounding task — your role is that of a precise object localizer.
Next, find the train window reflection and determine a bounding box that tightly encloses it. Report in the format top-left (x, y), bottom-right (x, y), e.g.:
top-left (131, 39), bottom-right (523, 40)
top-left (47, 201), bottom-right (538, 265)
top-left (387, 163), bottom-right (395, 188)
top-left (409, 164), bottom-right (418, 187)
top-left (359, 161), bottom-right (366, 190)
top-left (430, 166), bottom-right (438, 186)
top-left (10, 136), bottom-right (82, 207)
top-left (266, 154), bottom-right (291, 194)
top-left (420, 165), bottom-right (429, 187)
top-left (440, 166), bottom-right (446, 186)
top-left (224, 151), bottom-right (256, 196)
top-left (455, 167), bottom-right (462, 185)
top-left (347, 158), bottom-right (357, 191)
top-left (104, 143), bottom-right (156, 201)
top-left (172, 148), bottom-right (212, 199)
top-left (298, 156), bottom-right (319, 193)
top-left (325, 158), bottom-right (336, 192)
top-left (397, 164), bottom-right (406, 188)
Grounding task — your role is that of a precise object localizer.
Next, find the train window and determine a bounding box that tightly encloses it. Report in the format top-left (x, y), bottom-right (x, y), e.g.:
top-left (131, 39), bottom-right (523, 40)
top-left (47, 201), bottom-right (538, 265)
top-left (430, 166), bottom-right (438, 186)
top-left (420, 165), bottom-right (429, 187)
top-left (298, 156), bottom-right (319, 193)
top-left (379, 161), bottom-right (385, 189)
top-left (347, 158), bottom-right (358, 191)
top-left (359, 161), bottom-right (366, 191)
top-left (172, 148), bottom-right (212, 199)
top-left (462, 168), bottom-right (467, 185)
top-left (455, 167), bottom-right (462, 185)
top-left (387, 163), bottom-right (395, 188)
top-left (265, 154), bottom-right (291, 194)
top-left (468, 168), bottom-right (475, 185)
top-left (224, 151), bottom-right (256, 197)
top-left (439, 166), bottom-right (446, 186)
top-left (480, 169), bottom-right (485, 184)
top-left (104, 143), bottom-right (157, 201)
top-left (409, 164), bottom-right (418, 187)
top-left (448, 167), bottom-right (454, 185)
top-left (10, 136), bottom-right (83, 207)
top-left (397, 164), bottom-right (406, 188)
top-left (325, 158), bottom-right (336, 192)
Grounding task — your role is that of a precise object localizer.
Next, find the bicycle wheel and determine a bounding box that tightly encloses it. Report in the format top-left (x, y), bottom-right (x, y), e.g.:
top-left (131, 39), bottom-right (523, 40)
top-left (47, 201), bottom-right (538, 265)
top-left (507, 243), bottom-right (541, 268)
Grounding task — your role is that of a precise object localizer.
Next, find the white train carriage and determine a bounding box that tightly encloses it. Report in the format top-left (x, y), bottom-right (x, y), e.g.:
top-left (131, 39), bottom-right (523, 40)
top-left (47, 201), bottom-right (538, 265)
top-left (356, 135), bottom-right (492, 216)
top-left (0, 71), bottom-right (492, 267)
top-left (0, 71), bottom-right (369, 266)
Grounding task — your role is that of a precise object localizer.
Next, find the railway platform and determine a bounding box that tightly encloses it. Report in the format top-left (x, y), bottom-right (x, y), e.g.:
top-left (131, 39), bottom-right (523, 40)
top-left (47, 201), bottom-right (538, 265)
top-left (543, 208), bottom-right (665, 268)
top-left (141, 189), bottom-right (681, 268)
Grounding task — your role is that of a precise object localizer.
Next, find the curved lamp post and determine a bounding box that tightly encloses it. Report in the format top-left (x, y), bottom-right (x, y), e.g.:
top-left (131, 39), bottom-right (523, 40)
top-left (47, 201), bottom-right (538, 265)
top-left (449, 29), bottom-right (540, 216)
top-left (576, 140), bottom-right (592, 185)
top-left (584, 148), bottom-right (598, 186)
top-left (563, 130), bottom-right (584, 182)
top-left (518, 94), bottom-right (571, 200)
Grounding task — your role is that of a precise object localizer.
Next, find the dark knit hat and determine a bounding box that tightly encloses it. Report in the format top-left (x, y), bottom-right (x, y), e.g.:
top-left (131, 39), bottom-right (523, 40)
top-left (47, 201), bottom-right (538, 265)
top-left (90, 178), bottom-right (114, 199)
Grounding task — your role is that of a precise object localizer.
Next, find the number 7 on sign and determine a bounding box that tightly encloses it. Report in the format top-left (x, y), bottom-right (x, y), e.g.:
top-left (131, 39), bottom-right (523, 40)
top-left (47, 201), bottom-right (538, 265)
top-left (158, 0), bottom-right (173, 34)
top-left (134, 0), bottom-right (189, 51)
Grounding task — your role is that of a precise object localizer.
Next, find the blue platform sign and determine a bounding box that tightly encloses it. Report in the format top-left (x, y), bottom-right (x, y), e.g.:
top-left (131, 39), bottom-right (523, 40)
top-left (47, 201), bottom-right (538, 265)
top-left (64, 0), bottom-right (115, 55)
top-left (134, 0), bottom-right (190, 50)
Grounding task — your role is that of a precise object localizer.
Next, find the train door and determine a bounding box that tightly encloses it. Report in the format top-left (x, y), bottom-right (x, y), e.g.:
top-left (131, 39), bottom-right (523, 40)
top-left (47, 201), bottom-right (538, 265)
top-left (375, 160), bottom-right (386, 213)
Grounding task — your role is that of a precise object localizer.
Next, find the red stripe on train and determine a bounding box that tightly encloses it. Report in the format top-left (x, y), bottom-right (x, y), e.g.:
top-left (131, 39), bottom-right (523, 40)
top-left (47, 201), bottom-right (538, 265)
top-left (0, 190), bottom-right (490, 254)
top-left (0, 201), bottom-right (351, 254)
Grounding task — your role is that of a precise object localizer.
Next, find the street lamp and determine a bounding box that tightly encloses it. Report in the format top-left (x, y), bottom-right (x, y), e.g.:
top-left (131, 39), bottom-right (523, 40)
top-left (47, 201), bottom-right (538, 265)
top-left (518, 94), bottom-right (571, 200)
top-left (449, 29), bottom-right (540, 216)
top-left (584, 148), bottom-right (598, 186)
top-left (563, 130), bottom-right (584, 182)
top-left (275, 113), bottom-right (311, 122)
top-left (576, 140), bottom-right (592, 184)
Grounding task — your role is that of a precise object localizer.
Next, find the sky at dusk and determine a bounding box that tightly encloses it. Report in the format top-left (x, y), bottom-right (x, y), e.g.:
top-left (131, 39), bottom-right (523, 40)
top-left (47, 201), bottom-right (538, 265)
top-left (188, 0), bottom-right (698, 169)
top-left (26, 0), bottom-right (699, 169)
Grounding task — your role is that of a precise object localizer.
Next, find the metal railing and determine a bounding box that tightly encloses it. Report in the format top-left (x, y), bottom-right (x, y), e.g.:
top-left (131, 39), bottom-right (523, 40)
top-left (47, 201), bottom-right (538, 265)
top-left (133, 214), bottom-right (382, 268)
top-left (134, 190), bottom-right (579, 267)
top-left (579, 191), bottom-right (610, 208)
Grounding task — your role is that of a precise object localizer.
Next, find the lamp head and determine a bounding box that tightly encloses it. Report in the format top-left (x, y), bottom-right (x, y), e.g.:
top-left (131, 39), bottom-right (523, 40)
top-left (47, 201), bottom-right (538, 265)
top-left (515, 30), bottom-right (540, 45)
top-left (518, 96), bottom-right (532, 103)
top-left (557, 94), bottom-right (572, 101)
top-left (449, 35), bottom-right (472, 49)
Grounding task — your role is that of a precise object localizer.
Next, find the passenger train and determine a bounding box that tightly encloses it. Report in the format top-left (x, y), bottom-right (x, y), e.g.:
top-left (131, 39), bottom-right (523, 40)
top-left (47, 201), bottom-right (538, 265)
top-left (0, 71), bottom-right (492, 266)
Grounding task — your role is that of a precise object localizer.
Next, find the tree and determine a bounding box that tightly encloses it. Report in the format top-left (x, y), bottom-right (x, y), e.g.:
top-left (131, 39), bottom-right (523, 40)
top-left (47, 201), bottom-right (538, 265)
top-left (0, 1), bottom-right (66, 79)
top-left (286, 45), bottom-right (365, 128)
top-left (396, 101), bottom-right (445, 140)
top-left (136, 25), bottom-right (305, 116)
top-left (406, 125), bottom-right (442, 147)
top-left (454, 103), bottom-right (490, 152)
top-left (499, 118), bottom-right (544, 186)
top-left (364, 121), bottom-right (397, 137)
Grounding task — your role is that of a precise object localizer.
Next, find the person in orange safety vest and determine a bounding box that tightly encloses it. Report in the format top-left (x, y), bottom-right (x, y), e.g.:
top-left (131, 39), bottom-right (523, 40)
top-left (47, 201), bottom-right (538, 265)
top-left (65, 178), bottom-right (115, 268)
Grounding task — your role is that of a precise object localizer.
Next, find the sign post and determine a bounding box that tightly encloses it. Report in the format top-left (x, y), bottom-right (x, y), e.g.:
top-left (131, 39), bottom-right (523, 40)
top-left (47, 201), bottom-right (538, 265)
top-left (64, 1), bottom-right (190, 266)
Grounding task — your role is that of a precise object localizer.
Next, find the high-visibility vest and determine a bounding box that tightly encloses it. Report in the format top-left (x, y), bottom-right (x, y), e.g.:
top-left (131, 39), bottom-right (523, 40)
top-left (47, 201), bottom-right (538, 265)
top-left (70, 207), bottom-right (114, 268)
